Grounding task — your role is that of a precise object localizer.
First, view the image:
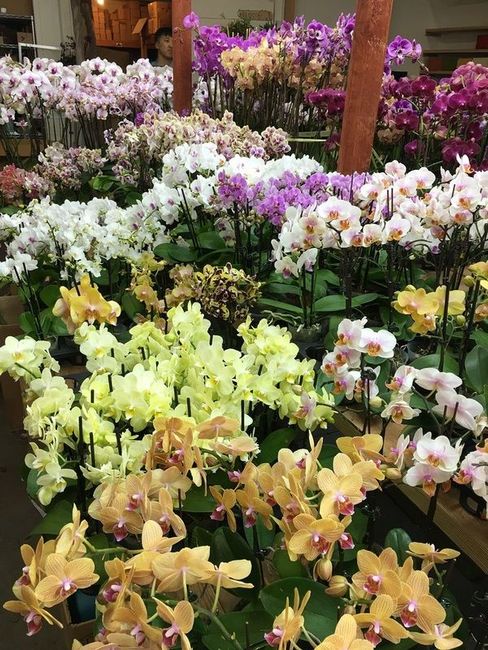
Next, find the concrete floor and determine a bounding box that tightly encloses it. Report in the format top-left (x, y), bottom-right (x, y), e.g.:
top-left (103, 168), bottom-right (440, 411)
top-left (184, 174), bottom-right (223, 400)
top-left (0, 404), bottom-right (61, 650)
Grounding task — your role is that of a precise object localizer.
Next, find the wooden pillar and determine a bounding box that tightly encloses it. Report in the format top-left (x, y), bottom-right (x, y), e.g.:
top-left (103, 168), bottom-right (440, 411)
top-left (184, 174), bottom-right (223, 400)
top-left (172, 0), bottom-right (193, 115)
top-left (284, 0), bottom-right (296, 23)
top-left (337, 0), bottom-right (393, 174)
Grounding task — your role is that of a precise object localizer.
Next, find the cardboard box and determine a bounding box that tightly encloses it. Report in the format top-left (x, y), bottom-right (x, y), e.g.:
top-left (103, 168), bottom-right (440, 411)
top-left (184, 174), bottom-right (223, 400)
top-left (17, 30), bottom-right (33, 43)
top-left (147, 17), bottom-right (159, 35)
top-left (147, 1), bottom-right (171, 26)
top-left (1, 0), bottom-right (32, 15)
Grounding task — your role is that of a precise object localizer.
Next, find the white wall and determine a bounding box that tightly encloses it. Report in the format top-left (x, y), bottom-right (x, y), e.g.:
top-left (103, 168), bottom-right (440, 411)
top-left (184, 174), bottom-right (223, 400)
top-left (32, 0), bottom-right (73, 58)
top-left (295, 0), bottom-right (488, 53)
top-left (193, 0), bottom-right (284, 26)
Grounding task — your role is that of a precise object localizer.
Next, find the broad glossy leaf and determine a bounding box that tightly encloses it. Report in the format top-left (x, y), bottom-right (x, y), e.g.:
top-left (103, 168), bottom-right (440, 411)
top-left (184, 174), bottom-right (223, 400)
top-left (28, 499), bottom-right (73, 537)
top-left (258, 428), bottom-right (298, 464)
top-left (210, 527), bottom-right (261, 598)
top-left (384, 528), bottom-right (412, 564)
top-left (465, 345), bottom-right (488, 393)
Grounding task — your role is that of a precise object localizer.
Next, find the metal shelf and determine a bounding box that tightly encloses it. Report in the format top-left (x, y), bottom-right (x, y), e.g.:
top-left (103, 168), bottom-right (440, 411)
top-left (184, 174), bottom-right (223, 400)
top-left (426, 25), bottom-right (488, 36)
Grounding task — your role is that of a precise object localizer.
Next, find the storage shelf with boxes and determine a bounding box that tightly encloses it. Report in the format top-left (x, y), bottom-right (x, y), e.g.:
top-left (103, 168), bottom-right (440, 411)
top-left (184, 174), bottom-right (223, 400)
top-left (0, 0), bottom-right (35, 58)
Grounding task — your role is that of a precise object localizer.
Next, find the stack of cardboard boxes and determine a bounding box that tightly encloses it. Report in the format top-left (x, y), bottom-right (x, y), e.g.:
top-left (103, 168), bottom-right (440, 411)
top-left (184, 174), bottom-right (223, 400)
top-left (92, 0), bottom-right (149, 47)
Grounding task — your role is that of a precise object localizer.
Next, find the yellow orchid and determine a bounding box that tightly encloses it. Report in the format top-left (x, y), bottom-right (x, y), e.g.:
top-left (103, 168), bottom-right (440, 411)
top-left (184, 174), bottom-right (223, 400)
top-left (264, 588), bottom-right (311, 650)
top-left (409, 619), bottom-right (463, 649)
top-left (352, 548), bottom-right (401, 597)
top-left (433, 286), bottom-right (465, 317)
top-left (336, 435), bottom-right (383, 463)
top-left (354, 594), bottom-right (409, 646)
top-left (209, 486), bottom-right (237, 532)
top-left (317, 465), bottom-right (364, 518)
top-left (91, 493), bottom-right (143, 542)
top-left (469, 261), bottom-right (488, 280)
top-left (197, 416), bottom-right (240, 439)
top-left (410, 312), bottom-right (437, 334)
top-left (53, 275), bottom-right (121, 333)
top-left (396, 570), bottom-right (446, 630)
top-left (152, 546), bottom-right (214, 594)
top-left (288, 513), bottom-right (344, 561)
top-left (4, 585), bottom-right (62, 636)
top-left (407, 543), bottom-right (460, 571)
top-left (155, 600), bottom-right (194, 650)
top-left (393, 287), bottom-right (439, 316)
top-left (316, 614), bottom-right (374, 650)
top-left (35, 554), bottom-right (99, 606)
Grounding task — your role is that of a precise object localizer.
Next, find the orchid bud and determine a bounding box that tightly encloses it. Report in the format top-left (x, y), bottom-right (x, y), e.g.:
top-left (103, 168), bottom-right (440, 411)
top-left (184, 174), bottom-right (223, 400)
top-left (325, 575), bottom-right (348, 597)
top-left (342, 605), bottom-right (356, 615)
top-left (463, 275), bottom-right (475, 288)
top-left (405, 285), bottom-right (416, 292)
top-left (314, 558), bottom-right (332, 581)
top-left (455, 315), bottom-right (466, 326)
top-left (385, 467), bottom-right (402, 481)
top-left (369, 396), bottom-right (383, 409)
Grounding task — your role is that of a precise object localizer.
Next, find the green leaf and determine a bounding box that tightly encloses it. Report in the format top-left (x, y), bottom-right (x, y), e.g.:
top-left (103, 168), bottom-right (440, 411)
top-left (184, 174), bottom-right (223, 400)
top-left (40, 285), bottom-right (60, 307)
top-left (318, 444), bottom-right (338, 469)
top-left (352, 292), bottom-right (380, 307)
top-left (258, 428), bottom-right (298, 464)
top-left (50, 316), bottom-right (69, 336)
top-left (28, 500), bottom-right (73, 537)
top-left (265, 282), bottom-right (302, 297)
top-left (244, 515), bottom-right (275, 551)
top-left (384, 528), bottom-right (412, 563)
top-left (89, 533), bottom-right (112, 582)
top-left (411, 353), bottom-right (459, 374)
top-left (313, 295), bottom-right (346, 313)
top-left (259, 578), bottom-right (338, 639)
top-left (26, 468), bottom-right (39, 499)
top-left (121, 293), bottom-right (143, 321)
top-left (380, 640), bottom-right (417, 650)
top-left (154, 243), bottom-right (196, 263)
top-left (192, 525), bottom-right (213, 547)
top-left (202, 610), bottom-right (273, 650)
top-left (472, 329), bottom-right (488, 349)
top-left (465, 345), bottom-right (488, 393)
top-left (210, 528), bottom-right (261, 598)
top-left (324, 315), bottom-right (342, 350)
top-left (257, 298), bottom-right (303, 316)
top-left (19, 311), bottom-right (37, 335)
top-left (273, 550), bottom-right (308, 578)
top-left (197, 231), bottom-right (227, 249)
top-left (181, 486), bottom-right (215, 513)
top-left (316, 269), bottom-right (340, 287)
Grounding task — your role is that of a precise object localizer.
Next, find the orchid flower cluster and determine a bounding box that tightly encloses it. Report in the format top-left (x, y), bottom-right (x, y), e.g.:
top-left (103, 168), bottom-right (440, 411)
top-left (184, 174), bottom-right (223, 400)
top-left (378, 62), bottom-right (488, 169)
top-left (105, 110), bottom-right (290, 190)
top-left (0, 300), bottom-right (333, 504)
top-left (0, 56), bottom-right (174, 153)
top-left (321, 316), bottom-right (487, 505)
top-left (188, 14), bottom-right (421, 133)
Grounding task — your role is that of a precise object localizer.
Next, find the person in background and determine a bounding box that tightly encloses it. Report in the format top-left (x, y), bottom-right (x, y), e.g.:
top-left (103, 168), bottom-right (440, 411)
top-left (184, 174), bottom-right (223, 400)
top-left (152, 27), bottom-right (173, 70)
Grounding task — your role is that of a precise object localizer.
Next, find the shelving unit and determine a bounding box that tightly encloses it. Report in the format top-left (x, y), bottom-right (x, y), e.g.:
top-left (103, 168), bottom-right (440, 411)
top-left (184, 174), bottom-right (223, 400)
top-left (423, 25), bottom-right (488, 76)
top-left (425, 25), bottom-right (488, 36)
top-left (0, 13), bottom-right (36, 59)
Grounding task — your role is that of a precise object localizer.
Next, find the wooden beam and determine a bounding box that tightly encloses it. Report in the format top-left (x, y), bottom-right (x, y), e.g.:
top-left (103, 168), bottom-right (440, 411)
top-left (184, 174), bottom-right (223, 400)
top-left (338, 0), bottom-right (393, 174)
top-left (172, 0), bottom-right (193, 115)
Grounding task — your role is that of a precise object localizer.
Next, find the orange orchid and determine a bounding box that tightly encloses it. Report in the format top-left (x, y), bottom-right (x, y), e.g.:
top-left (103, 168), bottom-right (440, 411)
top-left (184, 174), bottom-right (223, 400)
top-left (108, 591), bottom-right (161, 644)
top-left (91, 493), bottom-right (143, 542)
top-left (152, 546), bottom-right (214, 594)
top-left (236, 481), bottom-right (273, 529)
top-left (35, 554), bottom-right (99, 607)
top-left (4, 585), bottom-right (62, 636)
top-left (125, 521), bottom-right (183, 587)
top-left (354, 594), bottom-right (409, 646)
top-left (288, 513), bottom-right (344, 561)
top-left (55, 505), bottom-right (89, 560)
top-left (316, 614), bottom-right (374, 650)
top-left (197, 416), bottom-right (240, 439)
top-left (209, 486), bottom-right (237, 532)
top-left (407, 543), bottom-right (460, 572)
top-left (200, 560), bottom-right (253, 593)
top-left (274, 473), bottom-right (313, 525)
top-left (352, 548), bottom-right (401, 597)
top-left (317, 463), bottom-right (364, 518)
top-left (396, 570), bottom-right (446, 630)
top-left (409, 619), bottom-right (463, 649)
top-left (147, 487), bottom-right (186, 537)
top-left (264, 588), bottom-right (311, 650)
top-left (155, 599), bottom-right (194, 650)
top-left (227, 461), bottom-right (258, 486)
top-left (124, 473), bottom-right (153, 513)
top-left (15, 537), bottom-right (55, 588)
top-left (100, 557), bottom-right (133, 605)
top-left (147, 467), bottom-right (192, 500)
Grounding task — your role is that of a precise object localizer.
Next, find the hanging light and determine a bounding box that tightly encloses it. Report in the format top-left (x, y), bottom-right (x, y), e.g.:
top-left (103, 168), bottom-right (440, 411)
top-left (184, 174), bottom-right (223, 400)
top-left (96, 0), bottom-right (104, 5)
